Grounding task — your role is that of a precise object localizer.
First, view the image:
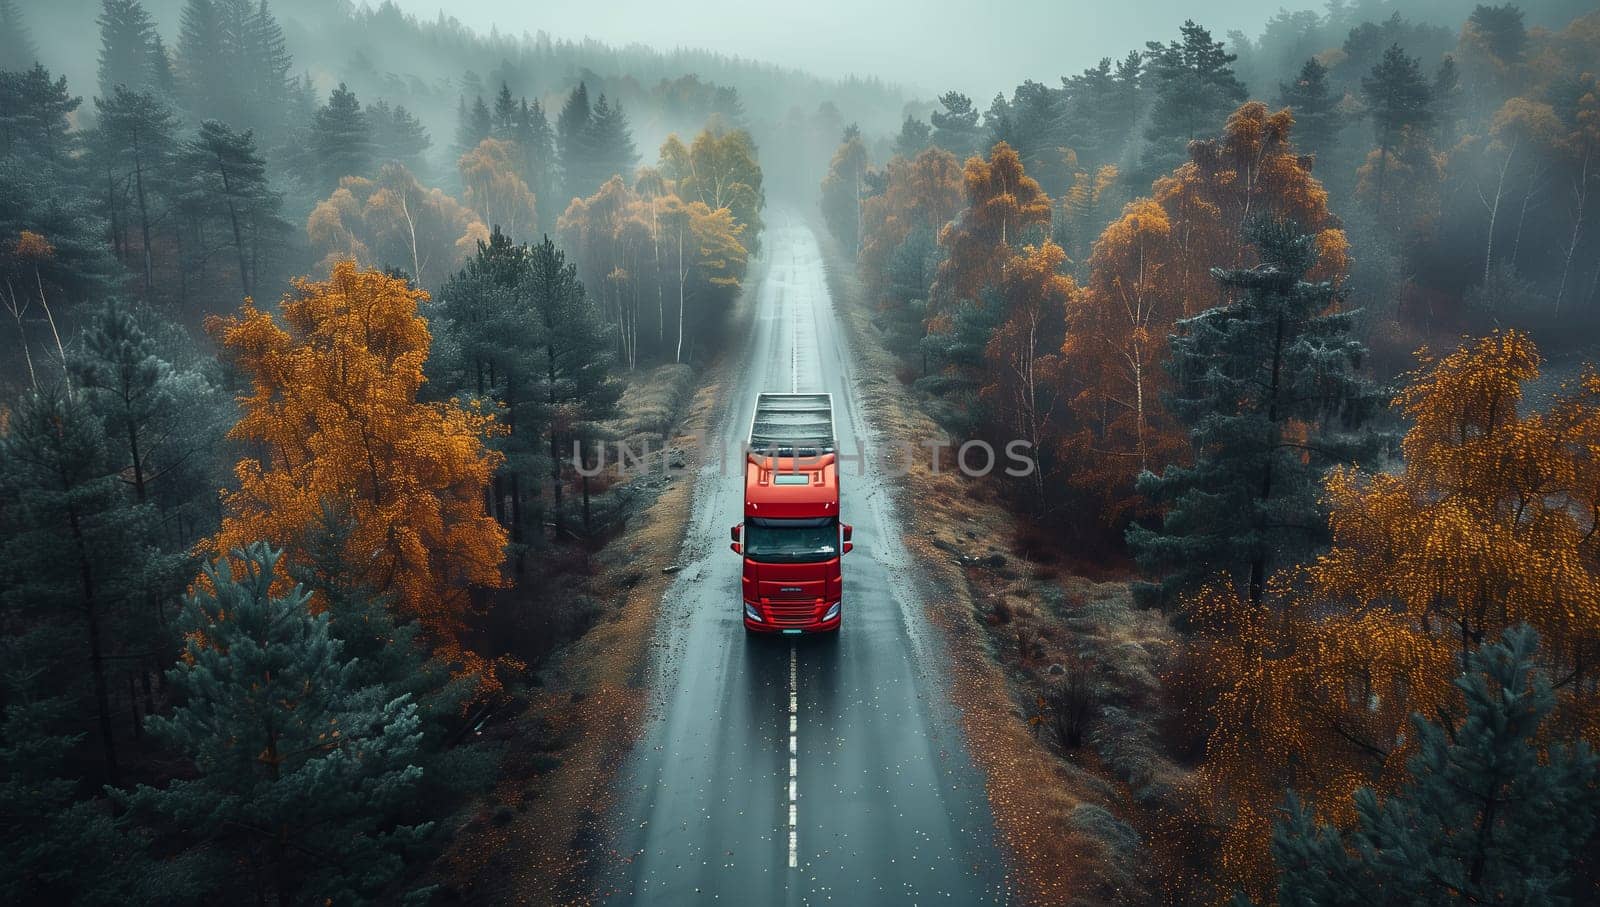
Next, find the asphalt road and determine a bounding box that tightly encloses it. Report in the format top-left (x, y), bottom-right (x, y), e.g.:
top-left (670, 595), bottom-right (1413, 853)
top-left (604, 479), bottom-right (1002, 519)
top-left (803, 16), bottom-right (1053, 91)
top-left (596, 213), bottom-right (1008, 905)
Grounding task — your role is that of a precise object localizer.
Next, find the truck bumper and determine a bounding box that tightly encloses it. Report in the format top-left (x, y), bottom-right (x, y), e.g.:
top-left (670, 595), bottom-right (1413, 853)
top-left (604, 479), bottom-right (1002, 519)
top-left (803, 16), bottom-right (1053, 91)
top-left (743, 599), bottom-right (841, 634)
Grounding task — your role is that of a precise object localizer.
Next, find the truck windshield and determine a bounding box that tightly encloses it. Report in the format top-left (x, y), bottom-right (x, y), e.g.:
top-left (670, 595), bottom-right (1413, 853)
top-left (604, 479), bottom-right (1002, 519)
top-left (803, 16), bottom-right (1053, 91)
top-left (743, 517), bottom-right (839, 563)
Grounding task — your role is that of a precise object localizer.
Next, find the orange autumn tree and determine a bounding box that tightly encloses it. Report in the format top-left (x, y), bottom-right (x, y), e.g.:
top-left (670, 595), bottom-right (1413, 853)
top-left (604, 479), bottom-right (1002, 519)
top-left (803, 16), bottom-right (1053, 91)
top-left (1064, 102), bottom-right (1349, 520)
top-left (1184, 330), bottom-right (1600, 899)
top-left (929, 141), bottom-right (1052, 319)
top-left (858, 146), bottom-right (964, 310)
top-left (208, 262), bottom-right (510, 688)
top-left (978, 241), bottom-right (1076, 503)
top-left (306, 163), bottom-right (487, 289)
top-left (458, 138), bottom-right (539, 241)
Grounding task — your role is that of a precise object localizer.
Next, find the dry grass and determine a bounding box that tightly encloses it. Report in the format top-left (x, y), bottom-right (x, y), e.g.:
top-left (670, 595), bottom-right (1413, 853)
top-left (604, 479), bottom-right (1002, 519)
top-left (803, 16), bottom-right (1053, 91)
top-left (437, 345), bottom-right (735, 904)
top-left (819, 226), bottom-right (1180, 906)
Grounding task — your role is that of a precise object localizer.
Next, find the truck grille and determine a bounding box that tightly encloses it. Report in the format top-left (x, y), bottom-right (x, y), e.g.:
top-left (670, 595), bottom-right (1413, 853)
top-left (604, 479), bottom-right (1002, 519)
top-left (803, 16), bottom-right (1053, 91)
top-left (766, 601), bottom-right (818, 625)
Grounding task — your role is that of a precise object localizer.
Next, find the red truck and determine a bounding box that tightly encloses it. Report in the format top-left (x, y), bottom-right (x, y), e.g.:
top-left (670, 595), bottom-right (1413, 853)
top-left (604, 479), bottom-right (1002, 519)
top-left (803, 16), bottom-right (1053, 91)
top-left (729, 393), bottom-right (852, 635)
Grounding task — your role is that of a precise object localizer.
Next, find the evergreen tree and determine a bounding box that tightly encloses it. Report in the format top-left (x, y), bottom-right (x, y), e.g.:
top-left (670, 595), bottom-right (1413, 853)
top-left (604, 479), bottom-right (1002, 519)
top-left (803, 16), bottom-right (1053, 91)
top-left (366, 99), bottom-right (432, 172)
top-left (310, 82), bottom-right (373, 192)
top-left (0, 63), bottom-right (81, 163)
top-left (176, 0), bottom-right (231, 123)
top-left (514, 97), bottom-right (557, 229)
top-left (524, 235), bottom-right (620, 538)
top-left (585, 93), bottom-right (638, 191)
top-left (453, 93), bottom-right (491, 158)
top-left (930, 90), bottom-right (981, 159)
top-left (1276, 58), bottom-right (1340, 161)
top-left (491, 80), bottom-right (517, 138)
top-left (1468, 3), bottom-right (1527, 64)
top-left (1361, 43), bottom-right (1433, 207)
top-left (0, 0), bottom-right (38, 68)
top-left (1138, 20), bottom-right (1247, 184)
top-left (0, 387), bottom-right (169, 789)
top-left (428, 228), bottom-right (548, 554)
top-left (70, 301), bottom-right (172, 504)
top-left (97, 0), bottom-right (159, 98)
top-left (1264, 625), bottom-right (1600, 907)
top-left (91, 86), bottom-right (179, 298)
top-left (182, 120), bottom-right (286, 297)
top-left (146, 34), bottom-right (177, 101)
top-left (1432, 55), bottom-right (1461, 149)
top-left (556, 81), bottom-right (591, 201)
top-left (122, 544), bottom-right (432, 905)
top-left (242, 0), bottom-right (292, 119)
top-left (893, 115), bottom-right (932, 159)
top-left (69, 299), bottom-right (227, 540)
top-left (1128, 220), bottom-right (1383, 606)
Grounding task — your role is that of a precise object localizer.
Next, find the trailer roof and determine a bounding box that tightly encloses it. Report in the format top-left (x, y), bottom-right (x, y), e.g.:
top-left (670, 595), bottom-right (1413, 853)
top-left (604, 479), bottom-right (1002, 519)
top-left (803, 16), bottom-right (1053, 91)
top-left (749, 392), bottom-right (834, 456)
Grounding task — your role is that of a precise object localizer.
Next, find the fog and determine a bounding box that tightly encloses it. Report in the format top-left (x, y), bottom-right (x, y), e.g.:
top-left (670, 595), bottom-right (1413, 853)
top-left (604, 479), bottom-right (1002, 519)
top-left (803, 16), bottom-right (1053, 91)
top-left (382, 0), bottom-right (1274, 99)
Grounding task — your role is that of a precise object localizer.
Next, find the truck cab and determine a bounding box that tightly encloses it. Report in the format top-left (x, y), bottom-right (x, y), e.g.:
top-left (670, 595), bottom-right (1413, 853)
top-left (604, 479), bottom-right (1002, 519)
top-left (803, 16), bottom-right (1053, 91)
top-left (730, 394), bottom-right (851, 634)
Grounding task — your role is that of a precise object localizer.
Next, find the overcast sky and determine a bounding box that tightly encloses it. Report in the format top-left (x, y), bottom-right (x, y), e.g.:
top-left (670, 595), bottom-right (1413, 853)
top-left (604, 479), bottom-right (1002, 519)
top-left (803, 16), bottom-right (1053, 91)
top-left (381, 0), bottom-right (1286, 100)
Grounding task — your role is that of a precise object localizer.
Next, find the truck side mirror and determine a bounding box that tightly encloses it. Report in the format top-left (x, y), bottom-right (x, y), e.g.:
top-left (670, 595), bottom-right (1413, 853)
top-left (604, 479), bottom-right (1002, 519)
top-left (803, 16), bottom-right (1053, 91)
top-left (730, 541), bottom-right (742, 554)
top-left (730, 524), bottom-right (742, 542)
top-left (842, 524), bottom-right (853, 542)
top-left (842, 541), bottom-right (853, 555)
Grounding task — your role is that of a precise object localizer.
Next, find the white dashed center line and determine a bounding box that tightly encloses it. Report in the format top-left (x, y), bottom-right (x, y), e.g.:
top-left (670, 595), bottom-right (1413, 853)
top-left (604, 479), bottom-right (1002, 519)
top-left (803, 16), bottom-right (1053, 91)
top-left (788, 642), bottom-right (799, 868)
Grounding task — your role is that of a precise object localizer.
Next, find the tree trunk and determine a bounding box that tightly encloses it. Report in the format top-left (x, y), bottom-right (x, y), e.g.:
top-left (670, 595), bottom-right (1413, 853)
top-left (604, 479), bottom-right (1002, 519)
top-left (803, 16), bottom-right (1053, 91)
top-left (1483, 140), bottom-right (1516, 286)
top-left (1555, 147), bottom-right (1591, 318)
top-left (68, 500), bottom-right (119, 788)
top-left (134, 156), bottom-right (154, 298)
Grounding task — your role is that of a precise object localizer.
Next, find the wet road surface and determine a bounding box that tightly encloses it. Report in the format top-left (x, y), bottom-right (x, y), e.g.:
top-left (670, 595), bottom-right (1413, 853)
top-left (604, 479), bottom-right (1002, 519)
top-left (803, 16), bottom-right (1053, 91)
top-left (596, 213), bottom-right (1008, 905)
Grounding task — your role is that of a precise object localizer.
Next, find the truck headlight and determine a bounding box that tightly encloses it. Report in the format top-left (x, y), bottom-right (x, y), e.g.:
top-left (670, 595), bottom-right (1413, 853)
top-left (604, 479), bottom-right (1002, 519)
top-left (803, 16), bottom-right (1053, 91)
top-left (823, 601), bottom-right (840, 621)
top-left (744, 603), bottom-right (762, 622)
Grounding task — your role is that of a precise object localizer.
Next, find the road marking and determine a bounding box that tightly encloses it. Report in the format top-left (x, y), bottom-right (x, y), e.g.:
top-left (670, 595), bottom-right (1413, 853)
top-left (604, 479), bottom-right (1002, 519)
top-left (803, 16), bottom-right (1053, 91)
top-left (788, 642), bottom-right (798, 868)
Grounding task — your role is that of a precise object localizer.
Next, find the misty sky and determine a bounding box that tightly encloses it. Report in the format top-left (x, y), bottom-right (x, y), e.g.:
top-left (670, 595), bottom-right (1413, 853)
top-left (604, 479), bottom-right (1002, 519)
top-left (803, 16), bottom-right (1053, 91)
top-left (383, 0), bottom-right (1290, 100)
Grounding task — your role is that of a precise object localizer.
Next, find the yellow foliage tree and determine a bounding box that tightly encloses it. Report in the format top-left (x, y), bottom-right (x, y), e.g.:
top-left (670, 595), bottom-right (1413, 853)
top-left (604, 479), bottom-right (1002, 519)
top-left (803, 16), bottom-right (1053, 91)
top-left (1065, 102), bottom-right (1349, 520)
top-left (306, 164), bottom-right (486, 289)
top-left (1185, 330), bottom-right (1600, 899)
top-left (458, 138), bottom-right (539, 241)
top-left (207, 262), bottom-right (510, 689)
top-left (858, 146), bottom-right (964, 310)
top-left (930, 141), bottom-right (1052, 316)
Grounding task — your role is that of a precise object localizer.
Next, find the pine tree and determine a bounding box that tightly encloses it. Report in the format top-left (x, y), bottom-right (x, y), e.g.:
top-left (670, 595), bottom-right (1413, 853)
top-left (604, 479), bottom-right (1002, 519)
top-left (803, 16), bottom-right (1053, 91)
top-left (1276, 58), bottom-right (1340, 161)
top-left (514, 97), bottom-right (557, 229)
top-left (1432, 55), bottom-right (1461, 149)
top-left (930, 90), bottom-right (981, 159)
top-left (122, 544), bottom-right (433, 905)
top-left (1264, 625), bottom-right (1600, 907)
top-left (585, 93), bottom-right (638, 190)
top-left (556, 81), bottom-right (592, 201)
top-left (0, 387), bottom-right (170, 790)
top-left (367, 99), bottom-right (432, 172)
top-left (182, 120), bottom-right (285, 297)
top-left (0, 0), bottom-right (38, 68)
top-left (428, 229), bottom-right (548, 553)
top-left (1138, 20), bottom-right (1247, 185)
top-left (491, 81), bottom-right (517, 138)
top-left (310, 82), bottom-right (373, 192)
top-left (177, 0), bottom-right (231, 122)
top-left (146, 34), bottom-right (177, 101)
top-left (1361, 44), bottom-right (1433, 210)
top-left (894, 115), bottom-right (932, 159)
top-left (91, 86), bottom-right (178, 298)
top-left (97, 0), bottom-right (159, 98)
top-left (453, 93), bottom-right (490, 158)
top-left (242, 0), bottom-right (291, 119)
top-left (524, 235), bottom-right (620, 538)
top-left (0, 63), bottom-right (81, 163)
top-left (1128, 220), bottom-right (1383, 606)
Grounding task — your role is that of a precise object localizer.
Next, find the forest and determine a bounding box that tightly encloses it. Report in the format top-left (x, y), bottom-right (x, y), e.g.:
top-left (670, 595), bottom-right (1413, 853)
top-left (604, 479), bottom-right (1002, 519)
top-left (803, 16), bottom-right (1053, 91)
top-left (2, 0), bottom-right (1599, 904)
top-left (823, 0), bottom-right (1600, 903)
